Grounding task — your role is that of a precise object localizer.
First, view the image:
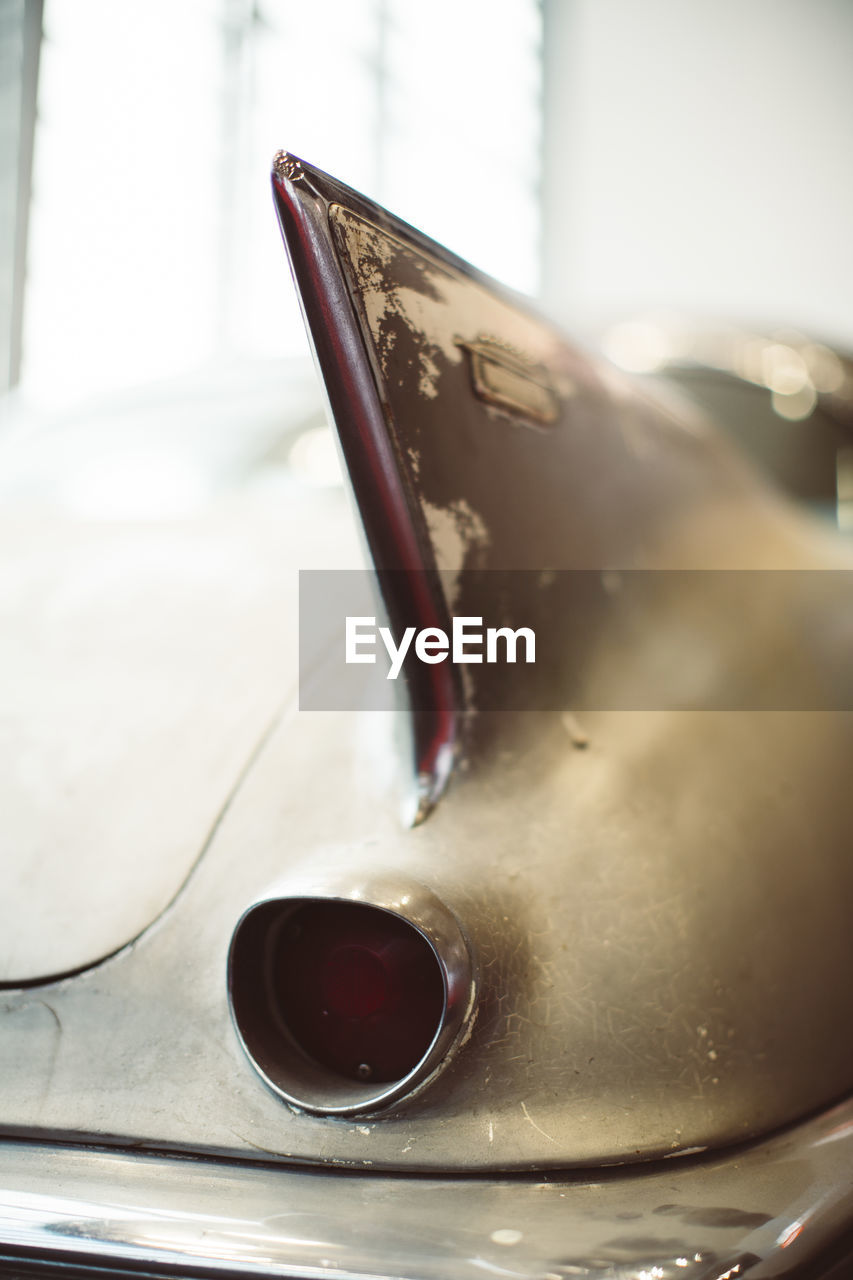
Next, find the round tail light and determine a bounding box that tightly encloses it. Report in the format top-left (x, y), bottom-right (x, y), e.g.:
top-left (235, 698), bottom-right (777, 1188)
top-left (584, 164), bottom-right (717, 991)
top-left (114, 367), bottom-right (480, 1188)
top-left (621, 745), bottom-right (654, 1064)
top-left (275, 901), bottom-right (444, 1083)
top-left (228, 889), bottom-right (475, 1115)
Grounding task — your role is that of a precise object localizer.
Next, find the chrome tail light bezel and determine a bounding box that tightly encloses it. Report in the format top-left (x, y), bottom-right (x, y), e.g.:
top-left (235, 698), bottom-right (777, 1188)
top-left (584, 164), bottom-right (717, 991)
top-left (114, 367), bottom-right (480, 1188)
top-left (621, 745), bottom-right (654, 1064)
top-left (227, 877), bottom-right (477, 1116)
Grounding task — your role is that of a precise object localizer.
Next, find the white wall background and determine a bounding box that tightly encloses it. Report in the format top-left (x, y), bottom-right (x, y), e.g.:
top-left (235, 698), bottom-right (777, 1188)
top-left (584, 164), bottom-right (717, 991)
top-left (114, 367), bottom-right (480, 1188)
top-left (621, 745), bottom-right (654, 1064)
top-left (18, 0), bottom-right (541, 410)
top-left (541, 0), bottom-right (853, 346)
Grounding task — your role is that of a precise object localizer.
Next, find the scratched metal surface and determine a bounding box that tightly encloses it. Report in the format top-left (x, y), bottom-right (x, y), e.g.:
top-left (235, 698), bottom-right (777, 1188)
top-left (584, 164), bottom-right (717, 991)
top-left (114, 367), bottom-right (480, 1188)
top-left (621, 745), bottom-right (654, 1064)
top-left (2, 1095), bottom-right (853, 1279)
top-left (2, 156), bottom-right (853, 1176)
top-left (3, 588), bottom-right (853, 1168)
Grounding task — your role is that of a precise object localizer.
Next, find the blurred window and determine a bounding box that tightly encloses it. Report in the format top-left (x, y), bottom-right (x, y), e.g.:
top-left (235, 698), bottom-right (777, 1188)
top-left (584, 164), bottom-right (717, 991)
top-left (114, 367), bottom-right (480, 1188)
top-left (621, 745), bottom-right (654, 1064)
top-left (17, 0), bottom-right (542, 409)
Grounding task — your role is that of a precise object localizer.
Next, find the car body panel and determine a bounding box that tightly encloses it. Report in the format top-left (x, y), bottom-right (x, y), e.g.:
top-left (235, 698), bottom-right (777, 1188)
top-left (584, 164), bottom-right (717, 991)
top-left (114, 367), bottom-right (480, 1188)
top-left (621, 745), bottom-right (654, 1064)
top-left (2, 159), bottom-right (853, 1178)
top-left (2, 154), bottom-right (853, 1279)
top-left (0, 513), bottom-right (302, 983)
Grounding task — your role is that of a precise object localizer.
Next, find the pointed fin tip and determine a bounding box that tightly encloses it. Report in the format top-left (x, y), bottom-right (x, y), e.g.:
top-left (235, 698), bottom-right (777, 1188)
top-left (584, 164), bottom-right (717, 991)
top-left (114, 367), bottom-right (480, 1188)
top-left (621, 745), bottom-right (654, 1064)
top-left (272, 151), bottom-right (305, 183)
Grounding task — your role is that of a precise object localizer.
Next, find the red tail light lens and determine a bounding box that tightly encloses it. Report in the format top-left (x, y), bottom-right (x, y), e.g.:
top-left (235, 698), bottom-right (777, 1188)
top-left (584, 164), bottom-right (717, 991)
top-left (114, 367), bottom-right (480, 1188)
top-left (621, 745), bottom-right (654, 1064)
top-left (272, 902), bottom-right (444, 1083)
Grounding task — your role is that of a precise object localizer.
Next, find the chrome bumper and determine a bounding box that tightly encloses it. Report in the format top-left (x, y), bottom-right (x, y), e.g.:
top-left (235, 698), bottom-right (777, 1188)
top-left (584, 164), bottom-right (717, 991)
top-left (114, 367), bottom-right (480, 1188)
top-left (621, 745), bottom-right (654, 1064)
top-left (2, 1098), bottom-right (853, 1279)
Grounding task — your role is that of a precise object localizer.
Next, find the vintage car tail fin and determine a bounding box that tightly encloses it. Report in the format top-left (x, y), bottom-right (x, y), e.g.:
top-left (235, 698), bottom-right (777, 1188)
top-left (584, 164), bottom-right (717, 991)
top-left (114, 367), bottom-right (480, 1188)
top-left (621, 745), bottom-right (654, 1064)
top-left (271, 151), bottom-right (853, 814)
top-left (271, 151), bottom-right (460, 818)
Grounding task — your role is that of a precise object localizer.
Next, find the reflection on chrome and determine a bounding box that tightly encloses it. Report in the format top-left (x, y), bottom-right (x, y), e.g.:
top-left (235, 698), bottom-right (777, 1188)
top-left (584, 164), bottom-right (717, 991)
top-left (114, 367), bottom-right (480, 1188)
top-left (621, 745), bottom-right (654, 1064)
top-left (2, 1091), bottom-right (853, 1278)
